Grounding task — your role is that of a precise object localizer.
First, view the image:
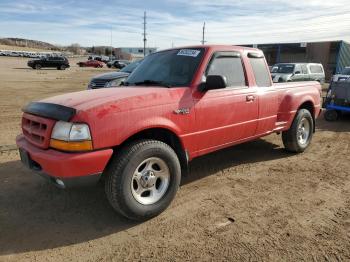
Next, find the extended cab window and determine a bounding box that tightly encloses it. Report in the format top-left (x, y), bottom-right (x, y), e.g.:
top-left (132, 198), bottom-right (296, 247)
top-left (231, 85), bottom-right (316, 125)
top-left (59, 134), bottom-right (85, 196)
top-left (206, 53), bottom-right (246, 87)
top-left (248, 54), bottom-right (271, 87)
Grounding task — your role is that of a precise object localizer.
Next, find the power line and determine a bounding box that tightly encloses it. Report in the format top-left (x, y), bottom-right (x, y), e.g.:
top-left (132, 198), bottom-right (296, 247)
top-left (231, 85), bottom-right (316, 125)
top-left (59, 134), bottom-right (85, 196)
top-left (143, 11), bottom-right (147, 57)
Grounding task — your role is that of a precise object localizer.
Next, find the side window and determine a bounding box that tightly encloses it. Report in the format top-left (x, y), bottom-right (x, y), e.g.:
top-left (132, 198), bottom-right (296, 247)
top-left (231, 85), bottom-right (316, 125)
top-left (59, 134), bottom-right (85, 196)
top-left (309, 65), bottom-right (323, 74)
top-left (301, 64), bottom-right (308, 74)
top-left (206, 54), bottom-right (246, 87)
top-left (248, 54), bottom-right (271, 87)
top-left (294, 64), bottom-right (302, 73)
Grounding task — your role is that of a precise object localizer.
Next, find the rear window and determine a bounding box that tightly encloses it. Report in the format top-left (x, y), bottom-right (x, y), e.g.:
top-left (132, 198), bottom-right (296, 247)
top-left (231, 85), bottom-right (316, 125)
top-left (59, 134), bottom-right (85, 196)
top-left (249, 55), bottom-right (271, 87)
top-left (309, 65), bottom-right (323, 74)
top-left (206, 55), bottom-right (246, 87)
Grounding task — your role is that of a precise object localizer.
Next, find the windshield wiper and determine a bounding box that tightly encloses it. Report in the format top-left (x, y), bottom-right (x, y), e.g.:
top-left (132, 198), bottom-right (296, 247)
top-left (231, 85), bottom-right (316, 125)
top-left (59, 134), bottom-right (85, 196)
top-left (134, 80), bottom-right (171, 88)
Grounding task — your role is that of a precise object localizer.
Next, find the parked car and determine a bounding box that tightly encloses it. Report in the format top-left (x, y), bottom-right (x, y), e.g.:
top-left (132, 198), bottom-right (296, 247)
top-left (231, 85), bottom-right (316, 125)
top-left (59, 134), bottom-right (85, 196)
top-left (77, 60), bottom-right (104, 68)
top-left (107, 59), bottom-right (130, 69)
top-left (271, 63), bottom-right (325, 83)
top-left (88, 55), bottom-right (110, 63)
top-left (27, 56), bottom-right (70, 70)
top-left (16, 45), bottom-right (321, 221)
top-left (88, 60), bottom-right (142, 89)
top-left (331, 67), bottom-right (350, 82)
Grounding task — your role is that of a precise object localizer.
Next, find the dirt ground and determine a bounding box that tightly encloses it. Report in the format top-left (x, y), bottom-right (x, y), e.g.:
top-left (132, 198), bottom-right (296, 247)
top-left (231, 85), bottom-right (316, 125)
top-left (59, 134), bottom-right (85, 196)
top-left (0, 57), bottom-right (349, 261)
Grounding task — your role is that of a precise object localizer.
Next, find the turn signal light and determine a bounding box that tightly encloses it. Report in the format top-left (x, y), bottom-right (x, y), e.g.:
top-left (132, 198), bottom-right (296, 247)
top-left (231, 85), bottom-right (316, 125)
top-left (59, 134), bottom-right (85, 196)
top-left (50, 139), bottom-right (93, 152)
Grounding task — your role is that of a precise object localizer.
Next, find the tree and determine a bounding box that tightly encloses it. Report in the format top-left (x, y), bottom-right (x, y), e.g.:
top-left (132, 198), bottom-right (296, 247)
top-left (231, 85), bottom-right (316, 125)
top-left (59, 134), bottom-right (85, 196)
top-left (66, 43), bottom-right (81, 55)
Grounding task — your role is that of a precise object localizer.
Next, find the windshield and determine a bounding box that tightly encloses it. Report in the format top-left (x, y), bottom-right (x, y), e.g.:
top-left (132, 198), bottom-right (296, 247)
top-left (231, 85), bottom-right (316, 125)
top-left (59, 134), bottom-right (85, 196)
top-left (126, 48), bottom-right (204, 87)
top-left (271, 64), bottom-right (295, 74)
top-left (341, 68), bottom-right (350, 75)
top-left (120, 60), bottom-right (142, 73)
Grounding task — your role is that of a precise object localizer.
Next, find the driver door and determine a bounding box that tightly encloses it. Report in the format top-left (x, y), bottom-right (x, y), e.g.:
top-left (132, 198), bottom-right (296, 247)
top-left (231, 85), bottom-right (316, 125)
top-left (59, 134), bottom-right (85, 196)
top-left (192, 52), bottom-right (259, 154)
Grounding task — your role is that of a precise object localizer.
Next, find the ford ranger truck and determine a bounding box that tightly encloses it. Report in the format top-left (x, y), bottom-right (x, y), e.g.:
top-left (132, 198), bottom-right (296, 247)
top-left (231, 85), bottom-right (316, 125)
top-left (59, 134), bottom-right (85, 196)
top-left (16, 45), bottom-right (322, 221)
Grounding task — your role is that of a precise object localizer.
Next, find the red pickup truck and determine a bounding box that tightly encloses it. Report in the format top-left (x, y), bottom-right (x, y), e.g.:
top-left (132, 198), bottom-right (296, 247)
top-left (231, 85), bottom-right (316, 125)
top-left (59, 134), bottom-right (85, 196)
top-left (16, 45), bottom-right (322, 220)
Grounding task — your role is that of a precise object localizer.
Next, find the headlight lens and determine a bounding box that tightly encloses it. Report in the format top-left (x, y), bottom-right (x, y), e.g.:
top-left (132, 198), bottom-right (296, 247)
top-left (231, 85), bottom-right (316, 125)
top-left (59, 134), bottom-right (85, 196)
top-left (70, 124), bottom-right (91, 141)
top-left (50, 121), bottom-right (92, 151)
top-left (51, 121), bottom-right (72, 140)
top-left (105, 78), bottom-right (124, 88)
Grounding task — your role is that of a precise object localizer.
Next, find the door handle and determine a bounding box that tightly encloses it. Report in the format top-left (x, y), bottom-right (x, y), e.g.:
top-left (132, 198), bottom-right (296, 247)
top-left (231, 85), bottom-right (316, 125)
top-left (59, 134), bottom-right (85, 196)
top-left (246, 95), bottom-right (255, 102)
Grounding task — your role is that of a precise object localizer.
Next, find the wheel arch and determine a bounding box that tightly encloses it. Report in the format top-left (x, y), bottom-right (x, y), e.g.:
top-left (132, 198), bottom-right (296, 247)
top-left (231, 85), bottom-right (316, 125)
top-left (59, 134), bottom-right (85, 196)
top-left (297, 100), bottom-right (315, 132)
top-left (114, 127), bottom-right (189, 175)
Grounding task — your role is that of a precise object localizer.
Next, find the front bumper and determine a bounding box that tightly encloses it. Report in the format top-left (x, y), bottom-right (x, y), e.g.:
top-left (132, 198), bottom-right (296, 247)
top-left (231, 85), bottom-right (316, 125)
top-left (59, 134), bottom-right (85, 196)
top-left (16, 135), bottom-right (113, 188)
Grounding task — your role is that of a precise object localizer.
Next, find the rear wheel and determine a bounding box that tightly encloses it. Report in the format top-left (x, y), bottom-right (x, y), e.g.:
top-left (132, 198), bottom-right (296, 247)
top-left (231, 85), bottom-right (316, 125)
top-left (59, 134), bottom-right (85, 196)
top-left (105, 139), bottom-right (181, 221)
top-left (35, 64), bottom-right (42, 70)
top-left (59, 65), bottom-right (66, 70)
top-left (282, 109), bottom-right (314, 153)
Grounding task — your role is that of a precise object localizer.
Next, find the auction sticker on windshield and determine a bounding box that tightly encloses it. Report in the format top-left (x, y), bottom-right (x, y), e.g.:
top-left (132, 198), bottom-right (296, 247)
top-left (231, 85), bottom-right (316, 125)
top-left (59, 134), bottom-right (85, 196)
top-left (177, 49), bottom-right (201, 57)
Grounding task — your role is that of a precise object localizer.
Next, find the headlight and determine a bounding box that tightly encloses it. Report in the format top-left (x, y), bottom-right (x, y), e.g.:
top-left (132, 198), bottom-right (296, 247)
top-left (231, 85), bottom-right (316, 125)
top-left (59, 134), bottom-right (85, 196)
top-left (105, 78), bottom-right (124, 88)
top-left (50, 121), bottom-right (93, 151)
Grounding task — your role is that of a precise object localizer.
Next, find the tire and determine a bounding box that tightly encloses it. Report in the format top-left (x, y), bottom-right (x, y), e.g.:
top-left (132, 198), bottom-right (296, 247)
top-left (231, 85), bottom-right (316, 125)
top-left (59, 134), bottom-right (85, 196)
top-left (105, 139), bottom-right (181, 221)
top-left (35, 64), bottom-right (42, 70)
top-left (282, 109), bottom-right (314, 153)
top-left (324, 109), bottom-right (338, 121)
top-left (59, 65), bottom-right (66, 70)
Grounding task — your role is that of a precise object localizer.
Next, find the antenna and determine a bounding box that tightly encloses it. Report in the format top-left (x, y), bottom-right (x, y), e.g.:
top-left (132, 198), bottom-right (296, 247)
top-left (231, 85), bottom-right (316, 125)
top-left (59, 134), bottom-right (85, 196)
top-left (201, 22), bottom-right (206, 45)
top-left (143, 11), bottom-right (147, 57)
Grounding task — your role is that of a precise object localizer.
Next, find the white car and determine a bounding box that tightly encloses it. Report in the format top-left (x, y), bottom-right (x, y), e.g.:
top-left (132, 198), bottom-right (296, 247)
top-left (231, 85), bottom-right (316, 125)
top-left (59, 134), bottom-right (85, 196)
top-left (332, 67), bottom-right (350, 82)
top-left (271, 63), bottom-right (325, 84)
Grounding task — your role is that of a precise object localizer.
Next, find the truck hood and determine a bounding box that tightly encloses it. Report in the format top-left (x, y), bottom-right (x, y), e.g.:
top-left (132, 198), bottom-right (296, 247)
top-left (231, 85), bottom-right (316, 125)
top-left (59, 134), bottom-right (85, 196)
top-left (91, 71), bottom-right (129, 80)
top-left (39, 87), bottom-right (179, 113)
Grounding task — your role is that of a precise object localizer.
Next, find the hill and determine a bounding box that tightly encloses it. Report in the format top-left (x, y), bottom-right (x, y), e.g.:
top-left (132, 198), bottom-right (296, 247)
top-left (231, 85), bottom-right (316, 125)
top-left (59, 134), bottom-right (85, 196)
top-left (0, 38), bottom-right (62, 51)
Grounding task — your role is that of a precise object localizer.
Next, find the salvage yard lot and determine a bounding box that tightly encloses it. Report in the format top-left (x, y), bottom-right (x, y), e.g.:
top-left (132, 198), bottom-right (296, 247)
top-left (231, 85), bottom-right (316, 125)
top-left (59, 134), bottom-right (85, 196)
top-left (0, 57), bottom-right (349, 261)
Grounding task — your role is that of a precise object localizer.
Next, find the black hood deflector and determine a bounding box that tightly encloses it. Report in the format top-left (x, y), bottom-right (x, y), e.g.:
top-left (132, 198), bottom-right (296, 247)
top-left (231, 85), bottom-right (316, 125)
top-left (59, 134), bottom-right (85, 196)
top-left (23, 102), bottom-right (76, 122)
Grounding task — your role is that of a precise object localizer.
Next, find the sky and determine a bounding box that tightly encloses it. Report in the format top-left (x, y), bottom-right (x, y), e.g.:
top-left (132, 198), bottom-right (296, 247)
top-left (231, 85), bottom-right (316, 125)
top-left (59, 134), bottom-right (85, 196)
top-left (0, 0), bottom-right (350, 49)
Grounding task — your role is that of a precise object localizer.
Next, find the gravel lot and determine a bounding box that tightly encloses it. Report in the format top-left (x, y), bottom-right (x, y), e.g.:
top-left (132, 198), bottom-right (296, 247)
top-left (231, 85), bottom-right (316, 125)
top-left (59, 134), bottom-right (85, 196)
top-left (0, 57), bottom-right (349, 261)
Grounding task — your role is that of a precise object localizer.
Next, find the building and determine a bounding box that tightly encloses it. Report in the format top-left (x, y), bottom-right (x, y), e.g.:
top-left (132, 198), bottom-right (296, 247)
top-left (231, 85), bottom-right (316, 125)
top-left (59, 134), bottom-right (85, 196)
top-left (244, 40), bottom-right (350, 81)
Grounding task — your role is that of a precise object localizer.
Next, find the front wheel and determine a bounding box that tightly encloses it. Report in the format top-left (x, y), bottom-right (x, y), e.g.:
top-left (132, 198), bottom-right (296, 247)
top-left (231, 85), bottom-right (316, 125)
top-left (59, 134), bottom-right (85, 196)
top-left (105, 140), bottom-right (181, 221)
top-left (282, 109), bottom-right (314, 153)
top-left (35, 64), bottom-right (42, 70)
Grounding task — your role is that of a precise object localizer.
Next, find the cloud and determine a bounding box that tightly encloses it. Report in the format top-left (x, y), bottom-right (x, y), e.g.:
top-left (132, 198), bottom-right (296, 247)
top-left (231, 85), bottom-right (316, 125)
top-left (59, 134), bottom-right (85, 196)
top-left (0, 0), bottom-right (349, 49)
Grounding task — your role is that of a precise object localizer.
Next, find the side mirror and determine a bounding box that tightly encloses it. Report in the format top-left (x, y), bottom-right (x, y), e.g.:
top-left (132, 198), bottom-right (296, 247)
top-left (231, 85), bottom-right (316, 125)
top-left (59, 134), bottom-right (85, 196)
top-left (294, 71), bottom-right (301, 75)
top-left (200, 75), bottom-right (227, 91)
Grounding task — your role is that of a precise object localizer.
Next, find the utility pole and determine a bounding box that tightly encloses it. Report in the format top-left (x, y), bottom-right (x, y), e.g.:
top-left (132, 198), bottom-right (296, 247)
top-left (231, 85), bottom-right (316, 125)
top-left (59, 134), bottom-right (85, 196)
top-left (110, 26), bottom-right (113, 58)
top-left (201, 22), bottom-right (206, 45)
top-left (143, 11), bottom-right (147, 57)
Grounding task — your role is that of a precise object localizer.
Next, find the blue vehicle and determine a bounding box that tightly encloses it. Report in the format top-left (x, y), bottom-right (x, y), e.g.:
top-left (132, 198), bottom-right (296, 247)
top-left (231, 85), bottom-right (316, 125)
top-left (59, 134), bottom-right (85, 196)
top-left (324, 81), bottom-right (350, 121)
